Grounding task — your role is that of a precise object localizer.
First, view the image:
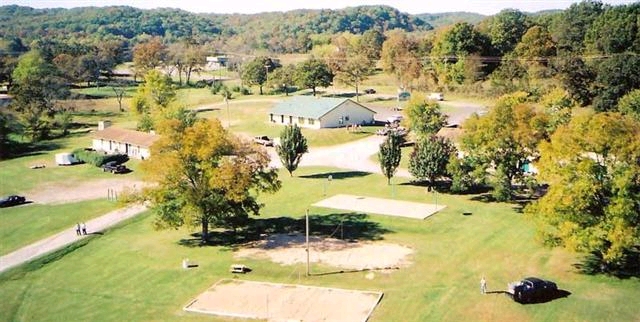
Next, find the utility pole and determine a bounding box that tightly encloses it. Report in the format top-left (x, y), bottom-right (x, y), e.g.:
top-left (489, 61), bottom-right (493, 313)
top-left (306, 208), bottom-right (310, 276)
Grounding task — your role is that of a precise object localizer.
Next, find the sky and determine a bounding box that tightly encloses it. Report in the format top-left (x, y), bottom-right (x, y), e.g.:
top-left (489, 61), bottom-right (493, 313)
top-left (2, 0), bottom-right (637, 15)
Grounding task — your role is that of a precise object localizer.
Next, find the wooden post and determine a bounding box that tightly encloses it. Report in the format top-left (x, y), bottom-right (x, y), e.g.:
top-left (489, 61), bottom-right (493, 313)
top-left (306, 209), bottom-right (310, 276)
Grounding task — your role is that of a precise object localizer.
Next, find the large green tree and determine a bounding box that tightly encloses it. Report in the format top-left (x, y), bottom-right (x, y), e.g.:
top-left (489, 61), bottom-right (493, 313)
top-left (9, 50), bottom-right (69, 141)
top-left (242, 56), bottom-right (277, 95)
top-left (293, 57), bottom-right (333, 96)
top-left (131, 70), bottom-right (177, 132)
top-left (276, 124), bottom-right (309, 176)
top-left (525, 112), bottom-right (640, 271)
top-left (144, 118), bottom-right (281, 243)
top-left (409, 135), bottom-right (455, 189)
top-left (404, 93), bottom-right (448, 137)
top-left (461, 92), bottom-right (549, 200)
top-left (378, 133), bottom-right (402, 185)
top-left (486, 9), bottom-right (531, 56)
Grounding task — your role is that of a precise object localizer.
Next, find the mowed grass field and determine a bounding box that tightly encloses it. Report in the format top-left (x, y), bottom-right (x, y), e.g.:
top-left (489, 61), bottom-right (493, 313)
top-left (1, 166), bottom-right (639, 322)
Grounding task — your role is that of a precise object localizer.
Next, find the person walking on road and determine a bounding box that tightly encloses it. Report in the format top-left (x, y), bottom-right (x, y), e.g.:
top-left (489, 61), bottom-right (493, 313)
top-left (75, 223), bottom-right (81, 236)
top-left (81, 222), bottom-right (87, 235)
top-left (480, 276), bottom-right (487, 294)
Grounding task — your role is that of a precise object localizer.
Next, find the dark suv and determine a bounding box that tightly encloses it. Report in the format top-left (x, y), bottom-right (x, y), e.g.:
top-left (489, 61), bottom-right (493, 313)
top-left (509, 277), bottom-right (558, 303)
top-left (102, 161), bottom-right (129, 174)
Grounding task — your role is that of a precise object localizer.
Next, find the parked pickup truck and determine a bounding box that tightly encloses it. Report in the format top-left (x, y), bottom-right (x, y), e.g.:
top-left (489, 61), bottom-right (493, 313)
top-left (253, 136), bottom-right (274, 146)
top-left (507, 277), bottom-right (558, 303)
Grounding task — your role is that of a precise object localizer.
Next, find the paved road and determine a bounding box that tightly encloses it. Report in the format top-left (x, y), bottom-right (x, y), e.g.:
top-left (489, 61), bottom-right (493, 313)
top-left (0, 203), bottom-right (147, 274)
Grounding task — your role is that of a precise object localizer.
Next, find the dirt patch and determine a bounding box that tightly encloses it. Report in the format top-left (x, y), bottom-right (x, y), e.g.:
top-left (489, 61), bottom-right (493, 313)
top-left (235, 233), bottom-right (413, 270)
top-left (184, 279), bottom-right (383, 322)
top-left (26, 178), bottom-right (146, 204)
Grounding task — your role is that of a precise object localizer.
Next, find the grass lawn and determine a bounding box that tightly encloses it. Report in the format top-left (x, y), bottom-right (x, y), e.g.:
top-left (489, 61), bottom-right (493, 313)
top-left (0, 134), bottom-right (143, 196)
top-left (0, 199), bottom-right (120, 255)
top-left (1, 166), bottom-right (638, 321)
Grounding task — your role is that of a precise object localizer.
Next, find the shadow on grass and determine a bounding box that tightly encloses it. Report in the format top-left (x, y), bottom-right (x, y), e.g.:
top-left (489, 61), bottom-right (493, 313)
top-left (178, 212), bottom-right (392, 248)
top-left (512, 289), bottom-right (572, 304)
top-left (573, 250), bottom-right (640, 278)
top-left (4, 141), bottom-right (63, 159)
top-left (300, 171), bottom-right (371, 180)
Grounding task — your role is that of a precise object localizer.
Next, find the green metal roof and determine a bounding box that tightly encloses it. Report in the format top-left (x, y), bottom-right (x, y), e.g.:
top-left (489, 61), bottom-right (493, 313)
top-left (270, 96), bottom-right (375, 119)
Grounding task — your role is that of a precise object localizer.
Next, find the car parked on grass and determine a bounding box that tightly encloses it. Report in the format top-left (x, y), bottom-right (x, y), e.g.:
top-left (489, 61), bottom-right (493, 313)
top-left (429, 92), bottom-right (444, 101)
top-left (508, 277), bottom-right (558, 303)
top-left (253, 135), bottom-right (274, 146)
top-left (102, 161), bottom-right (129, 174)
top-left (0, 195), bottom-right (27, 208)
top-left (364, 88), bottom-right (376, 94)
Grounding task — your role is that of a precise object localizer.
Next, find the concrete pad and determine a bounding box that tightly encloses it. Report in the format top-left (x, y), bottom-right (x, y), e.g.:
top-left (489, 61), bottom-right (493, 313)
top-left (312, 194), bottom-right (445, 219)
top-left (184, 279), bottom-right (383, 322)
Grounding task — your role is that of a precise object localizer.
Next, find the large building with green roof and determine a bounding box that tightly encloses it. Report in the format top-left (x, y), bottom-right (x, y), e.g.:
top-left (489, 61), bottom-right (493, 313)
top-left (269, 96), bottom-right (376, 129)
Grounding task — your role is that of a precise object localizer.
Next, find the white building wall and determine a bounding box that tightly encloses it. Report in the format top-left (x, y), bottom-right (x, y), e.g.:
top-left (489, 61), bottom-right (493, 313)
top-left (91, 139), bottom-right (151, 160)
top-left (319, 101), bottom-right (375, 128)
top-left (270, 113), bottom-right (321, 129)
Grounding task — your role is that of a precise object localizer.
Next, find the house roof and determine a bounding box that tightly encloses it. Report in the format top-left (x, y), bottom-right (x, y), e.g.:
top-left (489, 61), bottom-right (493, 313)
top-left (93, 127), bottom-right (160, 148)
top-left (270, 96), bottom-right (376, 119)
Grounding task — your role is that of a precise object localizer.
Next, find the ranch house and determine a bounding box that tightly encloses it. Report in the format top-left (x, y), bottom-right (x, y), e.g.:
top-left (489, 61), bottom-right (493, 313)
top-left (269, 96), bottom-right (376, 129)
top-left (92, 121), bottom-right (159, 160)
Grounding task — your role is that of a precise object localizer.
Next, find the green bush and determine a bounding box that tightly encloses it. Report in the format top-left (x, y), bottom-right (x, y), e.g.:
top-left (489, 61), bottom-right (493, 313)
top-left (72, 148), bottom-right (129, 167)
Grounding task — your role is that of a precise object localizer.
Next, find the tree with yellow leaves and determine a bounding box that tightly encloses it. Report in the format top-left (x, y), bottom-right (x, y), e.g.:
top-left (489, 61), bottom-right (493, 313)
top-left (143, 117), bottom-right (281, 243)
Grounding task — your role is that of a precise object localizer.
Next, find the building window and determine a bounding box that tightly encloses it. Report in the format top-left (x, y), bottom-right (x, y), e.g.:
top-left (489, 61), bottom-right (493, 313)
top-left (298, 117), bottom-right (304, 124)
top-left (308, 118), bottom-right (315, 125)
top-left (345, 115), bottom-right (350, 121)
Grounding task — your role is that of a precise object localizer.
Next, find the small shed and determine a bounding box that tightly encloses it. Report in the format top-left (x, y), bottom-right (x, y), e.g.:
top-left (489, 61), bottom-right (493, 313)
top-left (269, 96), bottom-right (376, 129)
top-left (55, 152), bottom-right (79, 165)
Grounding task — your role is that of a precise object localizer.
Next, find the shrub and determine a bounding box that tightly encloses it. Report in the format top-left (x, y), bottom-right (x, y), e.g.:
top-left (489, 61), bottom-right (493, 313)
top-left (73, 148), bottom-right (129, 167)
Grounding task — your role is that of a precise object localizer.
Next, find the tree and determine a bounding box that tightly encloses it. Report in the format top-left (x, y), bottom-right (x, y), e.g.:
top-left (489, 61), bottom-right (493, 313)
top-left (514, 26), bottom-right (556, 78)
top-left (404, 93), bottom-right (448, 137)
top-left (409, 135), bottom-right (455, 189)
top-left (486, 9), bottom-right (530, 56)
top-left (268, 64), bottom-right (296, 96)
top-left (144, 118), bottom-right (281, 243)
top-left (132, 37), bottom-right (166, 78)
top-left (592, 54), bottom-right (640, 112)
top-left (446, 155), bottom-right (484, 193)
top-left (380, 29), bottom-right (421, 90)
top-left (525, 111), bottom-right (640, 271)
top-left (378, 133), bottom-right (402, 185)
top-left (327, 34), bottom-right (375, 101)
top-left (0, 111), bottom-right (18, 159)
top-left (242, 56), bottom-right (274, 95)
top-left (617, 89), bottom-right (640, 121)
top-left (556, 56), bottom-right (595, 107)
top-left (276, 124), bottom-right (308, 176)
top-left (9, 50), bottom-right (69, 141)
top-left (461, 92), bottom-right (549, 199)
top-left (131, 70), bottom-right (176, 131)
top-left (293, 57), bottom-right (333, 96)
top-left (553, 0), bottom-right (605, 54)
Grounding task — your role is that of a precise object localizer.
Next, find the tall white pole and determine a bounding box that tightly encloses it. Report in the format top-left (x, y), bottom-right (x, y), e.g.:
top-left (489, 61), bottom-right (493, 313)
top-left (306, 208), bottom-right (310, 276)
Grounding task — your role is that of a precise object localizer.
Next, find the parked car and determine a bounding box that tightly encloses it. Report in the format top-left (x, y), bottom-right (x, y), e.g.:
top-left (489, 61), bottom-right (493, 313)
top-left (508, 277), bottom-right (558, 303)
top-left (102, 161), bottom-right (129, 174)
top-left (0, 195), bottom-right (26, 208)
top-left (253, 135), bottom-right (274, 146)
top-left (386, 115), bottom-right (404, 124)
top-left (364, 88), bottom-right (376, 94)
top-left (429, 92), bottom-right (444, 101)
